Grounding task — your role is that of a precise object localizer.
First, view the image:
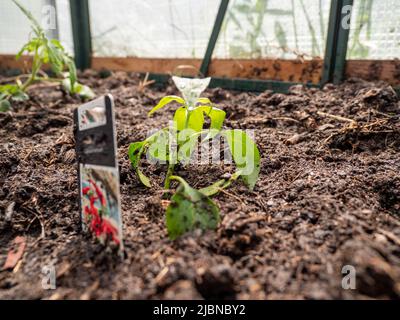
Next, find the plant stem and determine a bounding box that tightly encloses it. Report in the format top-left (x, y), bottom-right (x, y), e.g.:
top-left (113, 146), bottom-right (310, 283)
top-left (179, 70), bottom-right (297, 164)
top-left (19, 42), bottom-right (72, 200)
top-left (164, 162), bottom-right (175, 190)
top-left (21, 50), bottom-right (41, 91)
top-left (21, 73), bottom-right (35, 92)
top-left (164, 108), bottom-right (191, 190)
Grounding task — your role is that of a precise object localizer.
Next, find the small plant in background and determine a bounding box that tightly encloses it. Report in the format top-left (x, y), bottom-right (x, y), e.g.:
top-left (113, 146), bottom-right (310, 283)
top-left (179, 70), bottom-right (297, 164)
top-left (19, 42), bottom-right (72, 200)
top-left (0, 0), bottom-right (94, 112)
top-left (128, 76), bottom-right (260, 240)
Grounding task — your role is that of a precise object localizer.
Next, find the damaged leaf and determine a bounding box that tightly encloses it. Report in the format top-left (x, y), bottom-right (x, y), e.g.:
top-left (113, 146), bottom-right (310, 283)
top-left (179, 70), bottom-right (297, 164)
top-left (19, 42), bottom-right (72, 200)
top-left (166, 176), bottom-right (220, 240)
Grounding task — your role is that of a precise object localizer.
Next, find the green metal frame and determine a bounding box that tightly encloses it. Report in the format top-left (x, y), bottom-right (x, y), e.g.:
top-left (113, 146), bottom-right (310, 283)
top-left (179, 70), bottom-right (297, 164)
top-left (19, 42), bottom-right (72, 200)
top-left (321, 0), bottom-right (353, 85)
top-left (68, 0), bottom-right (358, 92)
top-left (148, 73), bottom-right (317, 93)
top-left (199, 0), bottom-right (229, 76)
top-left (70, 0), bottom-right (92, 70)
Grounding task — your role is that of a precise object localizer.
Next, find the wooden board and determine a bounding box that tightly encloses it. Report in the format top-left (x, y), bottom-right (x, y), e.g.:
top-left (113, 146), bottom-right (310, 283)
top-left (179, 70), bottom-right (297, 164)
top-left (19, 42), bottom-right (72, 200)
top-left (345, 59), bottom-right (400, 87)
top-left (1, 54), bottom-right (399, 87)
top-left (0, 54), bottom-right (32, 72)
top-left (208, 58), bottom-right (323, 84)
top-left (91, 57), bottom-right (323, 84)
top-left (91, 57), bottom-right (202, 77)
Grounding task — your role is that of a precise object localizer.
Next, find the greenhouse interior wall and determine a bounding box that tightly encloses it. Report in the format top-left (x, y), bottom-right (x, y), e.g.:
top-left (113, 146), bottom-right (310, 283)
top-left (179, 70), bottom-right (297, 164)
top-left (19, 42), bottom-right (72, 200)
top-left (0, 0), bottom-right (399, 93)
top-left (1, 0), bottom-right (400, 303)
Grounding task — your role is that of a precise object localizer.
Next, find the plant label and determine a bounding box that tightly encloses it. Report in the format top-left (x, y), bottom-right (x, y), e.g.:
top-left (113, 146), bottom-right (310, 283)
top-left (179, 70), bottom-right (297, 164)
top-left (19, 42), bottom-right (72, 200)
top-left (73, 95), bottom-right (123, 251)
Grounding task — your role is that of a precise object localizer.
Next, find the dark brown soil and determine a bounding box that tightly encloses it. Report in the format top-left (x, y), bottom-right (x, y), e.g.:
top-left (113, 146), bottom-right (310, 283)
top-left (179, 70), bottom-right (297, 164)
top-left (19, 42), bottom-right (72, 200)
top-left (0, 71), bottom-right (399, 299)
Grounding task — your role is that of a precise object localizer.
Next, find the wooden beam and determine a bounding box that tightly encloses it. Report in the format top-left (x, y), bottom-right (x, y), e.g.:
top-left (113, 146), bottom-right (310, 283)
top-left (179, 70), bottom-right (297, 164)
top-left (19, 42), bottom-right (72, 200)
top-left (90, 57), bottom-right (323, 84)
top-left (91, 57), bottom-right (202, 77)
top-left (1, 55), bottom-right (399, 88)
top-left (0, 54), bottom-right (33, 71)
top-left (208, 58), bottom-right (323, 84)
top-left (345, 60), bottom-right (400, 87)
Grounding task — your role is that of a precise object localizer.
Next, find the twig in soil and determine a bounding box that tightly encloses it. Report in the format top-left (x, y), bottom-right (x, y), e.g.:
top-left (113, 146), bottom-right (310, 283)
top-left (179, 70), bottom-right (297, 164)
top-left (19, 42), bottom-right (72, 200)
top-left (138, 72), bottom-right (155, 92)
top-left (317, 111), bottom-right (357, 126)
top-left (219, 188), bottom-right (245, 205)
top-left (21, 206), bottom-right (45, 239)
top-left (23, 148), bottom-right (33, 161)
top-left (154, 266), bottom-right (169, 285)
top-left (80, 280), bottom-right (100, 300)
top-left (5, 202), bottom-right (15, 222)
top-left (317, 133), bottom-right (335, 150)
top-left (272, 117), bottom-right (300, 123)
top-left (289, 171), bottom-right (304, 184)
top-left (285, 132), bottom-right (309, 145)
top-left (25, 82), bottom-right (60, 91)
top-left (361, 130), bottom-right (397, 134)
top-left (377, 228), bottom-right (400, 247)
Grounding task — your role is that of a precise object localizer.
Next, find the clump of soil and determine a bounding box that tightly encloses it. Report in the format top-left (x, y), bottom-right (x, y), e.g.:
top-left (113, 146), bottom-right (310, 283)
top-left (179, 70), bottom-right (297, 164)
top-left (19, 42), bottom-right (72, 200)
top-left (0, 71), bottom-right (399, 299)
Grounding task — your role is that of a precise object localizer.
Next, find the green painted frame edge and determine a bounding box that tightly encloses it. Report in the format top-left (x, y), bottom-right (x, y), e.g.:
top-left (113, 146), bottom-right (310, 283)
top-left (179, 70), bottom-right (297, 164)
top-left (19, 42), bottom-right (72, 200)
top-left (321, 0), bottom-right (353, 85)
top-left (147, 73), bottom-right (318, 93)
top-left (70, 0), bottom-right (92, 70)
top-left (199, 0), bottom-right (230, 76)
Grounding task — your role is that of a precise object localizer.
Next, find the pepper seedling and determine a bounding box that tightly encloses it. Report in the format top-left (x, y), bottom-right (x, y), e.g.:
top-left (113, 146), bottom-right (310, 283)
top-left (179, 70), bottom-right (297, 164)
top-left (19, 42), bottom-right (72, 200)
top-left (128, 76), bottom-right (260, 239)
top-left (0, 0), bottom-right (94, 112)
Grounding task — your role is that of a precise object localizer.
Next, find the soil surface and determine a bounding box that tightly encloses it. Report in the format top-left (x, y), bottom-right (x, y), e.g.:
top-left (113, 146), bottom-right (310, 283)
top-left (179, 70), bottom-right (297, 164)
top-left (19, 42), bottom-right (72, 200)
top-left (0, 71), bottom-right (400, 299)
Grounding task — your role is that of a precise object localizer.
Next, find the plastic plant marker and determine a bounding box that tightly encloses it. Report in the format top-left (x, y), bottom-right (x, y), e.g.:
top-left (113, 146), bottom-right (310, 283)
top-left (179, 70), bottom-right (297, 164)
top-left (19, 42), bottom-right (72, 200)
top-left (74, 95), bottom-right (124, 253)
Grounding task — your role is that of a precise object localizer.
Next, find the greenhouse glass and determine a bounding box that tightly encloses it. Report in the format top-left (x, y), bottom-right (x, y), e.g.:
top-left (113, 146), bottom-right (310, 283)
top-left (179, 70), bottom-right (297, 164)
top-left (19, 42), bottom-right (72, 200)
top-left (0, 0), bottom-right (74, 55)
top-left (89, 0), bottom-right (220, 58)
top-left (347, 0), bottom-right (400, 59)
top-left (213, 0), bottom-right (332, 60)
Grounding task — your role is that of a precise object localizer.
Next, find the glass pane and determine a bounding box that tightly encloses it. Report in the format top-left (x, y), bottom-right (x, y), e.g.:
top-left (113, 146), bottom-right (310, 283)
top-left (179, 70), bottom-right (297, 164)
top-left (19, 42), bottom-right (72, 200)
top-left (0, 0), bottom-right (73, 55)
top-left (214, 0), bottom-right (331, 59)
top-left (89, 0), bottom-right (220, 58)
top-left (347, 0), bottom-right (400, 60)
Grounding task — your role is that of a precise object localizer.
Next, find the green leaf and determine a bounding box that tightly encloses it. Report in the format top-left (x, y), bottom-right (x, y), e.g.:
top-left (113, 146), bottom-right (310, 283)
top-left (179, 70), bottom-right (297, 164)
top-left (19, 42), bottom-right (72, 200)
top-left (199, 171), bottom-right (242, 196)
top-left (198, 180), bottom-right (226, 197)
top-left (16, 38), bottom-right (40, 59)
top-left (47, 40), bottom-right (64, 75)
top-left (166, 176), bottom-right (220, 240)
top-left (0, 99), bottom-right (11, 112)
top-left (0, 84), bottom-right (19, 95)
top-left (62, 79), bottom-right (95, 99)
top-left (66, 58), bottom-right (77, 90)
top-left (1, 84), bottom-right (30, 102)
top-left (128, 141), bottom-right (151, 188)
top-left (128, 141), bottom-right (144, 169)
top-left (50, 39), bottom-right (64, 49)
top-left (148, 95), bottom-right (185, 116)
top-left (11, 91), bottom-right (29, 102)
top-left (177, 129), bottom-right (198, 164)
top-left (147, 130), bottom-right (170, 162)
top-left (197, 105), bottom-right (226, 137)
top-left (75, 84), bottom-right (95, 99)
top-left (222, 129), bottom-right (260, 190)
top-left (137, 169), bottom-right (151, 188)
top-left (173, 106), bottom-right (187, 131)
top-left (187, 108), bottom-right (204, 133)
top-left (196, 97), bottom-right (212, 105)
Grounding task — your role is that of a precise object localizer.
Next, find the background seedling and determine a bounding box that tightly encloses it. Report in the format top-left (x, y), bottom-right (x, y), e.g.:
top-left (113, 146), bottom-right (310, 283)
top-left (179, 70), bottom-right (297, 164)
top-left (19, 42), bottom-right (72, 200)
top-left (129, 76), bottom-right (260, 239)
top-left (0, 0), bottom-right (94, 112)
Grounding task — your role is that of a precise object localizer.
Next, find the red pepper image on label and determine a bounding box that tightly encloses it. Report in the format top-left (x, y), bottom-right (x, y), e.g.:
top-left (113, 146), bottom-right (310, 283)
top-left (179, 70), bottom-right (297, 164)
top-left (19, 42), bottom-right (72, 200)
top-left (81, 167), bottom-right (122, 248)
